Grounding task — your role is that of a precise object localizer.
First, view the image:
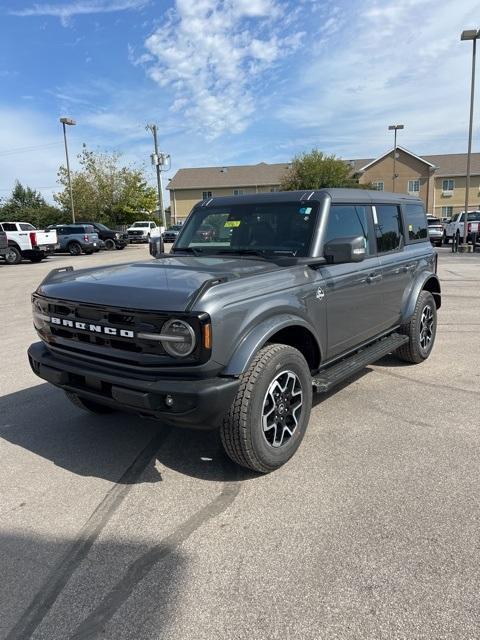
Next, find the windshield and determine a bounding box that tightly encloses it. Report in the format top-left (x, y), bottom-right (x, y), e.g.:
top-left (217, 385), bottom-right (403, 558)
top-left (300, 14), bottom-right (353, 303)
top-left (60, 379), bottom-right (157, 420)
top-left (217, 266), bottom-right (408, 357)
top-left (174, 202), bottom-right (319, 257)
top-left (132, 222), bottom-right (150, 227)
top-left (95, 223), bottom-right (110, 231)
top-left (167, 225), bottom-right (182, 231)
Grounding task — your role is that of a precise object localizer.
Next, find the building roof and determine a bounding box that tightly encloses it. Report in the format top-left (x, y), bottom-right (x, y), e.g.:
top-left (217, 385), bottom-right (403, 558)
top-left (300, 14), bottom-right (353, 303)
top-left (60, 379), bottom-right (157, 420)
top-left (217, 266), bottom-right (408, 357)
top-left (353, 150), bottom-right (480, 177)
top-left (167, 162), bottom-right (290, 190)
top-left (168, 152), bottom-right (480, 191)
top-left (358, 146), bottom-right (437, 172)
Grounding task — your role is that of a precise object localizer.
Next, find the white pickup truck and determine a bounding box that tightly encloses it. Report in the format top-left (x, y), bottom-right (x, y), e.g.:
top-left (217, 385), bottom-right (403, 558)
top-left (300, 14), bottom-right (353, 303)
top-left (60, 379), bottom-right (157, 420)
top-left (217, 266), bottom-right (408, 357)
top-left (443, 211), bottom-right (480, 244)
top-left (0, 221), bottom-right (58, 264)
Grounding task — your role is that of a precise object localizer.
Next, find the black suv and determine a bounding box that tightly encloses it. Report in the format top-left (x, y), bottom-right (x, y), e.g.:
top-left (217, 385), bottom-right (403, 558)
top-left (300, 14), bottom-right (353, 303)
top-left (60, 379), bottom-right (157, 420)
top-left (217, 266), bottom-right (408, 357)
top-left (29, 189), bottom-right (440, 473)
top-left (80, 222), bottom-right (127, 250)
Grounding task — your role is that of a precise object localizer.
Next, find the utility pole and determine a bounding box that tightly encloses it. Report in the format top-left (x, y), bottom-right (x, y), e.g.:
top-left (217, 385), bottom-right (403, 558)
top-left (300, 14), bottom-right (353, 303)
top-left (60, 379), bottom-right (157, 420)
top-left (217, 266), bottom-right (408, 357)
top-left (146, 124), bottom-right (170, 230)
top-left (60, 117), bottom-right (76, 223)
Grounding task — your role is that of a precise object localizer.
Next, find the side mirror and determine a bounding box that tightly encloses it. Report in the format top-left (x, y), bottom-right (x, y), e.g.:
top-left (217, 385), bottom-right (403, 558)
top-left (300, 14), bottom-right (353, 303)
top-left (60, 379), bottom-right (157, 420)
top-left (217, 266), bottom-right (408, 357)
top-left (149, 234), bottom-right (165, 257)
top-left (324, 236), bottom-right (366, 264)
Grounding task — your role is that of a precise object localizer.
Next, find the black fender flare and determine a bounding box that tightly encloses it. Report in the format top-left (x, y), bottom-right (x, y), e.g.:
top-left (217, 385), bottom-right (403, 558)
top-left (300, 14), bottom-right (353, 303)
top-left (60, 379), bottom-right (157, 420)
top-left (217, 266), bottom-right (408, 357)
top-left (222, 313), bottom-right (322, 376)
top-left (401, 272), bottom-right (441, 324)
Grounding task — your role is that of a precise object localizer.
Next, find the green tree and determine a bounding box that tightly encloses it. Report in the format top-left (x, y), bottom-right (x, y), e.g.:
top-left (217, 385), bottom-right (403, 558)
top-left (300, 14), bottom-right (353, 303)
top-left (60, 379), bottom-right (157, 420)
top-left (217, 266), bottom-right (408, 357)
top-left (0, 181), bottom-right (64, 228)
top-left (280, 149), bottom-right (365, 191)
top-left (54, 147), bottom-right (158, 227)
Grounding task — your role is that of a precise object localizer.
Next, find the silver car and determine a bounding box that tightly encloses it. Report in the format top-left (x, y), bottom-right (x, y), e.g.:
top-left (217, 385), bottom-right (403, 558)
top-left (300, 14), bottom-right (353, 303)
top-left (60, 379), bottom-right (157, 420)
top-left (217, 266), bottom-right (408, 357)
top-left (427, 216), bottom-right (443, 247)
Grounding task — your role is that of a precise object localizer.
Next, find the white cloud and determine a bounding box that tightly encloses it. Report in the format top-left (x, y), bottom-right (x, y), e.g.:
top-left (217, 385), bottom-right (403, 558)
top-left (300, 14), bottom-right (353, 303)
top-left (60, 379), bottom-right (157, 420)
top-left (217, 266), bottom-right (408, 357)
top-left (143, 0), bottom-right (303, 139)
top-left (10, 0), bottom-right (149, 26)
top-left (276, 0), bottom-right (480, 157)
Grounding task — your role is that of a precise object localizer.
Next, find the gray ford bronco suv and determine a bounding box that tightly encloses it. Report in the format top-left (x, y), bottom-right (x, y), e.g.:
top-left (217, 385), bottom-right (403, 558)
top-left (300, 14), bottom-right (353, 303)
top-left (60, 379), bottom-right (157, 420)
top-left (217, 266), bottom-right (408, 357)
top-left (28, 189), bottom-right (440, 473)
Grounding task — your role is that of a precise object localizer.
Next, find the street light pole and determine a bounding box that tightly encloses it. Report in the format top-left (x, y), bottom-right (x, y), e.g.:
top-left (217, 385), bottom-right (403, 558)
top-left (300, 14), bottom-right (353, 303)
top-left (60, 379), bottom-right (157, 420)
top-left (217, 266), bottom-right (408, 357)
top-left (461, 29), bottom-right (479, 246)
top-left (59, 117), bottom-right (76, 223)
top-left (388, 124), bottom-right (404, 192)
top-left (146, 124), bottom-right (170, 230)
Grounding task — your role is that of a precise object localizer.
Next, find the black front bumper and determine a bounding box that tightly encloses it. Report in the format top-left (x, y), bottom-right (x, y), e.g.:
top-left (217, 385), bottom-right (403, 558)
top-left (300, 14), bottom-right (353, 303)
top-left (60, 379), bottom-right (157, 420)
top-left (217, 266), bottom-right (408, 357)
top-left (28, 342), bottom-right (240, 430)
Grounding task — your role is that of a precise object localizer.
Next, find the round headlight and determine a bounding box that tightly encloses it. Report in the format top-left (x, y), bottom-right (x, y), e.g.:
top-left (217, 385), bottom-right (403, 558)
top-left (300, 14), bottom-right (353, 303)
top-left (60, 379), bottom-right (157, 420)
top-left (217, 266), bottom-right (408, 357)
top-left (161, 319), bottom-right (196, 357)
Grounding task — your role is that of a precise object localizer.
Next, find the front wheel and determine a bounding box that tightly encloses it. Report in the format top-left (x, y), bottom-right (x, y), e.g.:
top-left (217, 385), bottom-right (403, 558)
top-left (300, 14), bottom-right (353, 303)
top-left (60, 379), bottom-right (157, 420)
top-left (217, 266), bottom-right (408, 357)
top-left (104, 238), bottom-right (116, 250)
top-left (221, 344), bottom-right (312, 473)
top-left (65, 391), bottom-right (115, 414)
top-left (396, 291), bottom-right (437, 364)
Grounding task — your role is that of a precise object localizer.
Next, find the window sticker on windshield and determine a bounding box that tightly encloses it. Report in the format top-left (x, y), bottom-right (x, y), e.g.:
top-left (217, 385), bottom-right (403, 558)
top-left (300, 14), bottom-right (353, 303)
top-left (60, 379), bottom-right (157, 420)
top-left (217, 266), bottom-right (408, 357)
top-left (299, 207), bottom-right (312, 215)
top-left (224, 220), bottom-right (241, 228)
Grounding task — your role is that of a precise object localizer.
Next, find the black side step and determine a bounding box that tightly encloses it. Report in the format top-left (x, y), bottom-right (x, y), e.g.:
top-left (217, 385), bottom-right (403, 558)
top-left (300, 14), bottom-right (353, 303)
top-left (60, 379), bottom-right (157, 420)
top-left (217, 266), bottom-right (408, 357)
top-left (312, 332), bottom-right (409, 394)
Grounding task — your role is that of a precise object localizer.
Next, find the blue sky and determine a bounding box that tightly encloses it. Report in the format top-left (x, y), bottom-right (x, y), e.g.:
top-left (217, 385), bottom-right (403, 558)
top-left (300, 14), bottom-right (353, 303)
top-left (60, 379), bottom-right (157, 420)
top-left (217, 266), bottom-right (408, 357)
top-left (1, 0), bottom-right (480, 204)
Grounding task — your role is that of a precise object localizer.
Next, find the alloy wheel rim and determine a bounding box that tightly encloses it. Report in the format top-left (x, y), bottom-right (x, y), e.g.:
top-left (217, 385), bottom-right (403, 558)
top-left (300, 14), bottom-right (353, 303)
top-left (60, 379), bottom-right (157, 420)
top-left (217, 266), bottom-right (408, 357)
top-left (419, 305), bottom-right (434, 350)
top-left (262, 370), bottom-right (303, 448)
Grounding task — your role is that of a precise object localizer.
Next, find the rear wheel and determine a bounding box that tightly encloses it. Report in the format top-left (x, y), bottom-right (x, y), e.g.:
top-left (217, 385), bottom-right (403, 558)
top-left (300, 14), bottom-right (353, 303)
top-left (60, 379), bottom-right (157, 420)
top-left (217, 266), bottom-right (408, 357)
top-left (104, 238), bottom-right (115, 250)
top-left (221, 344), bottom-right (312, 473)
top-left (396, 291), bottom-right (437, 364)
top-left (65, 391), bottom-right (115, 414)
top-left (68, 241), bottom-right (82, 256)
top-left (4, 246), bottom-right (22, 264)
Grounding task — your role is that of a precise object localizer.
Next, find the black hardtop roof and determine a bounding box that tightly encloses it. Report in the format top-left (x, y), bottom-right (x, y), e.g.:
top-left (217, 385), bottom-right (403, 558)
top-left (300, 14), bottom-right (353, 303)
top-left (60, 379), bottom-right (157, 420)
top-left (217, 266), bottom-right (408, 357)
top-left (197, 188), bottom-right (423, 208)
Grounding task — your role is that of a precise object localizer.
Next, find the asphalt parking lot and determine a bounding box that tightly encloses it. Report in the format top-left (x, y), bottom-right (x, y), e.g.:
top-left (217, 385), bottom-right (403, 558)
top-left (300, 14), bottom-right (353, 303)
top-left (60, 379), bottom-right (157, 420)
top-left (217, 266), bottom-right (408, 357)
top-left (1, 246), bottom-right (480, 640)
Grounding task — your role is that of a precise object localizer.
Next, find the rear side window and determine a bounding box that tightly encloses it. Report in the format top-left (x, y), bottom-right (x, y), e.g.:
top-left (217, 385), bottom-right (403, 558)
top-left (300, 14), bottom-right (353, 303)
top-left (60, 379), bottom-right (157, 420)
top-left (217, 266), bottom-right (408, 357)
top-left (1, 223), bottom-right (17, 231)
top-left (325, 205), bottom-right (371, 254)
top-left (405, 204), bottom-right (428, 241)
top-left (374, 205), bottom-right (403, 253)
top-left (19, 223), bottom-right (35, 231)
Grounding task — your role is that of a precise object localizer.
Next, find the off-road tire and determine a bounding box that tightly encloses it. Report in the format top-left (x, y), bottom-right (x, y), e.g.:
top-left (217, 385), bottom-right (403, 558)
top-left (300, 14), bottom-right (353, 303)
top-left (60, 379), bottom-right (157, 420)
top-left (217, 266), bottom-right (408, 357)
top-left (68, 241), bottom-right (82, 256)
top-left (65, 391), bottom-right (115, 414)
top-left (4, 246), bottom-right (22, 264)
top-left (220, 344), bottom-right (312, 473)
top-left (397, 291), bottom-right (437, 364)
top-left (104, 238), bottom-right (115, 250)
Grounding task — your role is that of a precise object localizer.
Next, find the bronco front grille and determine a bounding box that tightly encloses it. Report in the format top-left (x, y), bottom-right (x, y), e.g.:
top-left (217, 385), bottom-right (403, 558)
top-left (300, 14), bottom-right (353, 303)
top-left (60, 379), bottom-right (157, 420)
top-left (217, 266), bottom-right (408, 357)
top-left (32, 295), bottom-right (206, 366)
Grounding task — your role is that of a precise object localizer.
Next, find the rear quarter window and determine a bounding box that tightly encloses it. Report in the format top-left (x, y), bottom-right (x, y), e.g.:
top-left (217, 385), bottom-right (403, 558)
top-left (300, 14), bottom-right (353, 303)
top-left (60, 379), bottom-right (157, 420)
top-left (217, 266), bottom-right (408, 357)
top-left (405, 203), bottom-right (428, 242)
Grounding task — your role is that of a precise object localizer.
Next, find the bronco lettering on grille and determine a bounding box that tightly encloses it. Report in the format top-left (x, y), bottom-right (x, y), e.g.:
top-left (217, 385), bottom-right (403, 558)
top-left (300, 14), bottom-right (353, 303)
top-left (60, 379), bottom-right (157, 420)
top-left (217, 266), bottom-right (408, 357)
top-left (50, 316), bottom-right (134, 338)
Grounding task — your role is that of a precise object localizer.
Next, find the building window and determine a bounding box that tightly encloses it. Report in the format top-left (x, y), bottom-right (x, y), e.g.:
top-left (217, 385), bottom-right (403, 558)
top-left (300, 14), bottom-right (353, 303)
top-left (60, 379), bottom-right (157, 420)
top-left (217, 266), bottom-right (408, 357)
top-left (441, 206), bottom-right (453, 217)
top-left (442, 179), bottom-right (455, 192)
top-left (408, 180), bottom-right (420, 193)
top-left (270, 186), bottom-right (280, 192)
top-left (372, 181), bottom-right (384, 191)
top-left (233, 188), bottom-right (245, 196)
top-left (202, 191), bottom-right (212, 200)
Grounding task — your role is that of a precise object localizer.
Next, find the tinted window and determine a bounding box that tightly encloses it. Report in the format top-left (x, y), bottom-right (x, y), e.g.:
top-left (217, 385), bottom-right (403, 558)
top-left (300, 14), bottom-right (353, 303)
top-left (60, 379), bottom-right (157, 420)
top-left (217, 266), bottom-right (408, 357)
top-left (175, 202), bottom-right (319, 256)
top-left (1, 223), bottom-right (17, 231)
top-left (325, 205), bottom-right (371, 254)
top-left (375, 205), bottom-right (403, 253)
top-left (467, 212), bottom-right (480, 222)
top-left (19, 223), bottom-right (35, 231)
top-left (405, 204), bottom-right (428, 241)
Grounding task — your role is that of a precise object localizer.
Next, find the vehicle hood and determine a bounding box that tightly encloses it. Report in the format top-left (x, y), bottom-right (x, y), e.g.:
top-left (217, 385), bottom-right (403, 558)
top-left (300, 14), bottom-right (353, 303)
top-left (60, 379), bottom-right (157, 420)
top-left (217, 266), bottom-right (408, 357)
top-left (36, 255), bottom-right (281, 312)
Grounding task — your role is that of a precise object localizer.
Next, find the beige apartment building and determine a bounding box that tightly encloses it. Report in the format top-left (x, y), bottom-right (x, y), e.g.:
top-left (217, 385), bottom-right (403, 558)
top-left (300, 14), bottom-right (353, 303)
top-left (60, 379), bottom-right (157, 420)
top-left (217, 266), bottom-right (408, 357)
top-left (167, 150), bottom-right (480, 220)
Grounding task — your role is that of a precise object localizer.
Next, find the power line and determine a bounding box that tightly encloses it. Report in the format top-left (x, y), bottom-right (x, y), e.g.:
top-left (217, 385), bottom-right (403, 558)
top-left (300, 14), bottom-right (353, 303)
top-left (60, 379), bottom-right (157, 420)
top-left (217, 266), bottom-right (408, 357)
top-left (0, 142), bottom-right (62, 157)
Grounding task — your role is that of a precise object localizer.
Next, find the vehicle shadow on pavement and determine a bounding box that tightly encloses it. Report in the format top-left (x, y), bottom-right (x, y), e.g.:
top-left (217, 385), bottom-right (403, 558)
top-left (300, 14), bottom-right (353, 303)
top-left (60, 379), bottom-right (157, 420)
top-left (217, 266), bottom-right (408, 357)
top-left (0, 383), bottom-right (255, 486)
top-left (1, 529), bottom-right (189, 640)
